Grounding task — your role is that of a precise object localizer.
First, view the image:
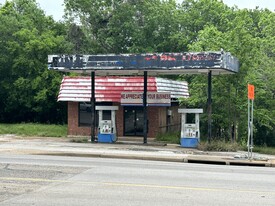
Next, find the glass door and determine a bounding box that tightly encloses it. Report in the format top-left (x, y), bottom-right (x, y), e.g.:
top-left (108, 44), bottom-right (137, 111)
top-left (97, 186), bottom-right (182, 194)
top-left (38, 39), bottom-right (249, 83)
top-left (124, 107), bottom-right (144, 136)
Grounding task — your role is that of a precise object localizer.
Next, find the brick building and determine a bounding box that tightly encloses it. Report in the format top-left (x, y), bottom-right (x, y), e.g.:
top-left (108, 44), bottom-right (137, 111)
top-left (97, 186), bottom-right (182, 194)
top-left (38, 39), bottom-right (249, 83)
top-left (58, 76), bottom-right (189, 138)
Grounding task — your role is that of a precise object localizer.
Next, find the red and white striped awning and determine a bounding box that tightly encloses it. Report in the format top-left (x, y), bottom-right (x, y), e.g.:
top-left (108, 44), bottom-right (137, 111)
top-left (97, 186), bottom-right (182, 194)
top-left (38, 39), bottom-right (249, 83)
top-left (58, 76), bottom-right (189, 102)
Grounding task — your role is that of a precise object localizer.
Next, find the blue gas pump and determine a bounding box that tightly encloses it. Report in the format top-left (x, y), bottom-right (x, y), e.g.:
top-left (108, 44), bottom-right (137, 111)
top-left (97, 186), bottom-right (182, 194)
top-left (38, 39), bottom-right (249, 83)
top-left (97, 106), bottom-right (118, 143)
top-left (178, 108), bottom-right (203, 148)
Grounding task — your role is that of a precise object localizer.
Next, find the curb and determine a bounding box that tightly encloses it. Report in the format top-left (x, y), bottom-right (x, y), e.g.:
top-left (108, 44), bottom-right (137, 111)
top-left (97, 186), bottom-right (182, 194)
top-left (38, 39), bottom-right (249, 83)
top-left (30, 151), bottom-right (275, 167)
top-left (185, 156), bottom-right (273, 167)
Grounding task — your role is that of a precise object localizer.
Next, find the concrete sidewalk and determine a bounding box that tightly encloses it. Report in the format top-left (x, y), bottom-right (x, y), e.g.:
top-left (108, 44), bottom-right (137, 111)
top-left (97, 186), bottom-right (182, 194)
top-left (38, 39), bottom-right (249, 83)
top-left (0, 135), bottom-right (274, 167)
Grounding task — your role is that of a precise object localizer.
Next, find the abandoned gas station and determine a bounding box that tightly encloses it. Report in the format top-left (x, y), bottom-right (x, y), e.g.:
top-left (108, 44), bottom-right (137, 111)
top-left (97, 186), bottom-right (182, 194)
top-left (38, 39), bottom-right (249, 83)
top-left (48, 52), bottom-right (239, 145)
top-left (58, 76), bottom-right (188, 139)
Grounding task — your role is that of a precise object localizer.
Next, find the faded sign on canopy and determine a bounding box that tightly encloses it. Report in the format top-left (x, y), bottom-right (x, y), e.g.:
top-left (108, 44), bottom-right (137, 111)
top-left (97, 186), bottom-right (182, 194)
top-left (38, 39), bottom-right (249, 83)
top-left (48, 52), bottom-right (239, 74)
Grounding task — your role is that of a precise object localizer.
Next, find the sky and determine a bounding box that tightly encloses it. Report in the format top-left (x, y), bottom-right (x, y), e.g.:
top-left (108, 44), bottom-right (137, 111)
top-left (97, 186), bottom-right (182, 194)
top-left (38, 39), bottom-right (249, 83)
top-left (0, 0), bottom-right (275, 21)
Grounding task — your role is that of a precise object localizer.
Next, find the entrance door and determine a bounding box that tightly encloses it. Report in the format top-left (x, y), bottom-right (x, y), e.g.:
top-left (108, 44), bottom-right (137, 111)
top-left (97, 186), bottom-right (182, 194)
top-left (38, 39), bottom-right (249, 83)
top-left (124, 107), bottom-right (144, 136)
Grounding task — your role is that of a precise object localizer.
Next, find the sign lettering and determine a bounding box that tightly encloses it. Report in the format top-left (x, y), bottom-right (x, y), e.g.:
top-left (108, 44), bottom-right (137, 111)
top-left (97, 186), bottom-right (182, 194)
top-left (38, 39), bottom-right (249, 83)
top-left (121, 92), bottom-right (171, 106)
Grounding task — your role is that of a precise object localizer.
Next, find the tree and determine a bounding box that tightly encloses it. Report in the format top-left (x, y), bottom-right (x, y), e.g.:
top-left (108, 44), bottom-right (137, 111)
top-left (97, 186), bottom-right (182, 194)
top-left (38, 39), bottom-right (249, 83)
top-left (0, 0), bottom-right (72, 123)
top-left (185, 5), bottom-right (275, 146)
top-left (64, 0), bottom-right (180, 53)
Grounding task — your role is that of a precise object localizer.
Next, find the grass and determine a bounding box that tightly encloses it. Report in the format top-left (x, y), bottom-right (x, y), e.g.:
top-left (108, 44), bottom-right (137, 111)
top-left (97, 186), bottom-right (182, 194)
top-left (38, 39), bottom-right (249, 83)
top-left (0, 123), bottom-right (67, 137)
top-left (253, 146), bottom-right (275, 155)
top-left (155, 132), bottom-right (180, 144)
top-left (198, 140), bottom-right (241, 152)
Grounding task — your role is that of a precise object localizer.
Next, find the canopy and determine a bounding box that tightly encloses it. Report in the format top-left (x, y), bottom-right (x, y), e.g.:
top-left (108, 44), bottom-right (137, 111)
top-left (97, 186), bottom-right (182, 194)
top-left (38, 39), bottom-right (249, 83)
top-left (48, 51), bottom-right (239, 75)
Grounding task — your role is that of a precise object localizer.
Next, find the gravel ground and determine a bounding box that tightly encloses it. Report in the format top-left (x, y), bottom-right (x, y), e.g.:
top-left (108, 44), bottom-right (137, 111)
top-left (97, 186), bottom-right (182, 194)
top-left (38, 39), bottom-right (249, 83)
top-left (0, 163), bottom-right (87, 203)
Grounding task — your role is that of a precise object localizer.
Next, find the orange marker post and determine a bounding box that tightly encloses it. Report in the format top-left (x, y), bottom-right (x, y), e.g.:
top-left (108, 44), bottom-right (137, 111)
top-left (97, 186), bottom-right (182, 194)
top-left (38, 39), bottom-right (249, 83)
top-left (248, 84), bottom-right (255, 100)
top-left (247, 84), bottom-right (255, 159)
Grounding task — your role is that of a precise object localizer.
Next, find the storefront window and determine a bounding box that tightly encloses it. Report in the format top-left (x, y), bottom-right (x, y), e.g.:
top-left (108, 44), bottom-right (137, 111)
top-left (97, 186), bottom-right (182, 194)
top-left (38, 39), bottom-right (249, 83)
top-left (79, 102), bottom-right (112, 127)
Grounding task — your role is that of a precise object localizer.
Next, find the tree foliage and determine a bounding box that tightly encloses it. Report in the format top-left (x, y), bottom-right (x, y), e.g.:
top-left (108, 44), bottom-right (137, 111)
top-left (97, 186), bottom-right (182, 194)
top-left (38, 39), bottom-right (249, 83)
top-left (0, 0), bottom-right (71, 123)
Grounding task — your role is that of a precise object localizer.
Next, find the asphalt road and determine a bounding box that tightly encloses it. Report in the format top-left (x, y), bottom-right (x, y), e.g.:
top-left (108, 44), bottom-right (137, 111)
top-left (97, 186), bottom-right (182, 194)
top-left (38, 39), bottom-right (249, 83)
top-left (0, 154), bottom-right (274, 206)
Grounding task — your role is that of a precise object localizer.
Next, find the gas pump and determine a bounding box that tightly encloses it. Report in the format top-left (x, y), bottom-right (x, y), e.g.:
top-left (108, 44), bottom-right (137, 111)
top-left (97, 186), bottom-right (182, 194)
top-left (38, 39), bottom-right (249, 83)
top-left (96, 106), bottom-right (118, 143)
top-left (178, 108), bottom-right (203, 148)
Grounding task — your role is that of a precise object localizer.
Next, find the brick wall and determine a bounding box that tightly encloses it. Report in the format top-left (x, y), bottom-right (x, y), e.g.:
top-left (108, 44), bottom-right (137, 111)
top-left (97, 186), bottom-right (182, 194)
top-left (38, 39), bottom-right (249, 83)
top-left (67, 102), bottom-right (181, 138)
top-left (147, 107), bottom-right (160, 137)
top-left (168, 106), bottom-right (182, 132)
top-left (68, 102), bottom-right (91, 136)
top-left (114, 103), bottom-right (124, 137)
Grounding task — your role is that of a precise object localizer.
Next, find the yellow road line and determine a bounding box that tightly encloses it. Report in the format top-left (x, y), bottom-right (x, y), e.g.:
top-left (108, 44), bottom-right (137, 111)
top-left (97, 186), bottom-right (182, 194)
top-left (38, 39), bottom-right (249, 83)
top-left (1, 177), bottom-right (274, 195)
top-left (103, 182), bottom-right (275, 194)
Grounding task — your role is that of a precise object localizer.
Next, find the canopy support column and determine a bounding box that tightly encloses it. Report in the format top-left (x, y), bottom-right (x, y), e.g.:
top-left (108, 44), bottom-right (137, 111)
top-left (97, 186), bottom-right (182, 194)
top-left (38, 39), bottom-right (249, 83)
top-left (91, 71), bottom-right (96, 142)
top-left (207, 71), bottom-right (212, 143)
top-left (143, 71), bottom-right (148, 144)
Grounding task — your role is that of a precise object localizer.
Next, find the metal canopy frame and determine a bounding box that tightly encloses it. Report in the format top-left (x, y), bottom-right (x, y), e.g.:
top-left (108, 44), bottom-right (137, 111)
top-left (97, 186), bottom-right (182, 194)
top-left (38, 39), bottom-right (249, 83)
top-left (48, 52), bottom-right (239, 74)
top-left (48, 51), bottom-right (239, 144)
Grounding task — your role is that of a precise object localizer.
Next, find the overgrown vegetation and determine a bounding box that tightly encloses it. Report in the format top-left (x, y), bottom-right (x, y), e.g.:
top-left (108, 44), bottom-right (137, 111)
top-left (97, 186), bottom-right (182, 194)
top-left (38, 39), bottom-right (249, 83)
top-left (253, 146), bottom-right (275, 156)
top-left (0, 0), bottom-right (275, 147)
top-left (198, 140), bottom-right (241, 152)
top-left (156, 132), bottom-right (275, 154)
top-left (0, 123), bottom-right (67, 137)
top-left (156, 132), bottom-right (241, 152)
top-left (156, 132), bottom-right (180, 144)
